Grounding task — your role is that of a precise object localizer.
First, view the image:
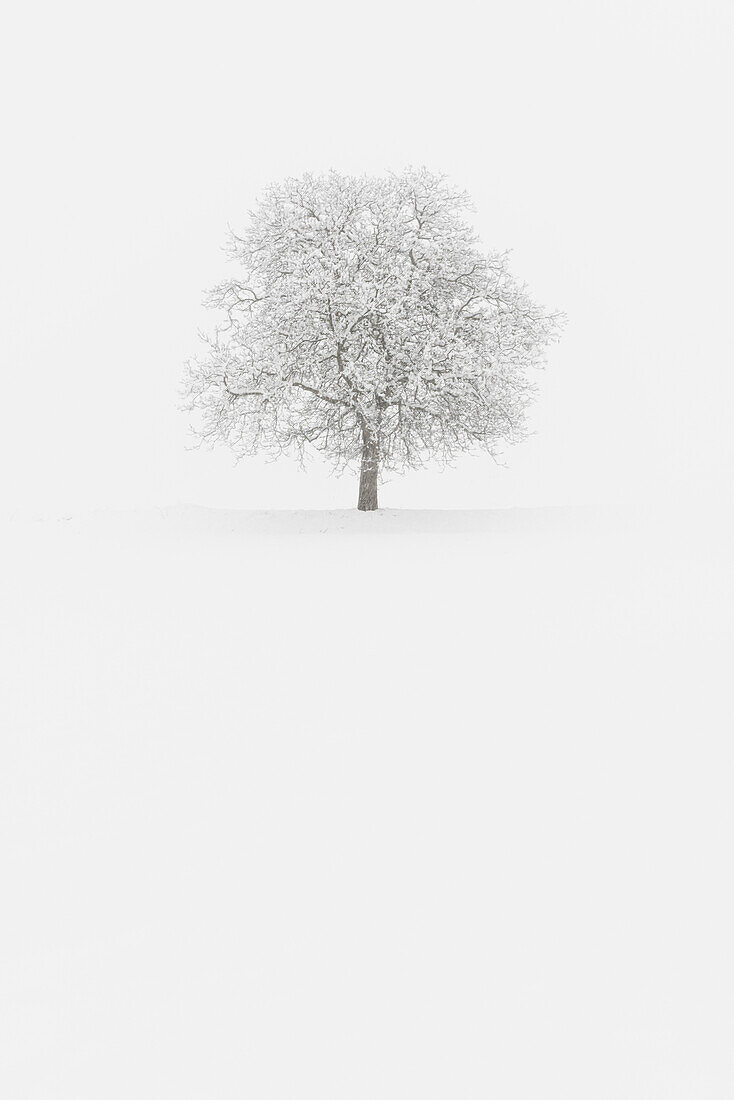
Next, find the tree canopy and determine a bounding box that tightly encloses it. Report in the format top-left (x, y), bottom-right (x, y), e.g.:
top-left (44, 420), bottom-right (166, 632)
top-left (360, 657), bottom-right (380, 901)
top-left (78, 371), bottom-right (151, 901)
top-left (183, 168), bottom-right (564, 509)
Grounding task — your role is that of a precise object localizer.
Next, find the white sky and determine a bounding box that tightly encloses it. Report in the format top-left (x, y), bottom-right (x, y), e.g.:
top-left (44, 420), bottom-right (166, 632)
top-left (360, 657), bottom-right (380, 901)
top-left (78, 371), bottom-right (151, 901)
top-left (2, 0), bottom-right (731, 513)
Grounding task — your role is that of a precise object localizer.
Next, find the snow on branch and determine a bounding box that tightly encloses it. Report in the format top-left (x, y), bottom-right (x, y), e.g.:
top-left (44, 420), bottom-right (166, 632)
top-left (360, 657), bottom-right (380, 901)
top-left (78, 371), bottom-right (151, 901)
top-left (182, 168), bottom-right (565, 492)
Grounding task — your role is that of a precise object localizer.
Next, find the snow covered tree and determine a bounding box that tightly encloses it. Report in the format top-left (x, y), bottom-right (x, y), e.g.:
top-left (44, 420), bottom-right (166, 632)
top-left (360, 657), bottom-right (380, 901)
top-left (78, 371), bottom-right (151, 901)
top-left (183, 169), bottom-right (564, 510)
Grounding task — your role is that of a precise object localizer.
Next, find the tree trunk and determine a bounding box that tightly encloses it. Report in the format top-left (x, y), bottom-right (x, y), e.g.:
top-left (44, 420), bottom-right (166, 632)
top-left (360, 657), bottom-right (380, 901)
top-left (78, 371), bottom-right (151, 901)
top-left (357, 439), bottom-right (379, 511)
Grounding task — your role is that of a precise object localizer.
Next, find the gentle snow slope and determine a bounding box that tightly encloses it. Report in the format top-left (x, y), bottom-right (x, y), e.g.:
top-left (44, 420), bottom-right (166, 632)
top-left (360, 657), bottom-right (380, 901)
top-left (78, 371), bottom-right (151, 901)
top-left (1, 507), bottom-right (731, 1099)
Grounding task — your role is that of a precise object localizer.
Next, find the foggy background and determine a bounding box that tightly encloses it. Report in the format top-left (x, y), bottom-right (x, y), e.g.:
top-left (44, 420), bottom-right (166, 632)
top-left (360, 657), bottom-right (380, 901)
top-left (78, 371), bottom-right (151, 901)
top-left (2, 0), bottom-right (731, 515)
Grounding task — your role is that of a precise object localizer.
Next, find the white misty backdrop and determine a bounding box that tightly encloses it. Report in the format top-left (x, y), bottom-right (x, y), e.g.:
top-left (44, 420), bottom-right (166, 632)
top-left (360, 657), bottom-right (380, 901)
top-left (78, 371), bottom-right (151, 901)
top-left (2, 0), bottom-right (730, 515)
top-left (1, 3), bottom-right (733, 1100)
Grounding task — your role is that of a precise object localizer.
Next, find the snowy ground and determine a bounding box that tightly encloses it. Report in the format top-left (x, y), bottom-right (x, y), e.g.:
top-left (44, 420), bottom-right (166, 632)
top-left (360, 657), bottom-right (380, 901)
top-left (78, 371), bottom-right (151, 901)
top-left (1, 505), bottom-right (731, 1099)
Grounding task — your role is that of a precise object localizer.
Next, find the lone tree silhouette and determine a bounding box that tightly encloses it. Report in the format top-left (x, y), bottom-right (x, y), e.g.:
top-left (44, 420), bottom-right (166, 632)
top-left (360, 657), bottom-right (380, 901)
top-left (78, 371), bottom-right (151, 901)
top-left (183, 169), bottom-right (563, 510)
